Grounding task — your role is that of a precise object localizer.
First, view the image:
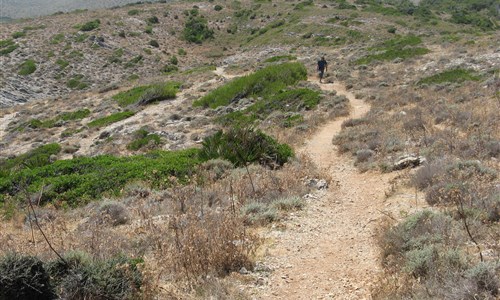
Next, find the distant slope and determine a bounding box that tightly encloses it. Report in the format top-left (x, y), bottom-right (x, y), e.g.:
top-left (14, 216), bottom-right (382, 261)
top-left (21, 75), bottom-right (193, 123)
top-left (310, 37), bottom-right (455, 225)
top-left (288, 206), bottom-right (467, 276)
top-left (0, 0), bottom-right (165, 19)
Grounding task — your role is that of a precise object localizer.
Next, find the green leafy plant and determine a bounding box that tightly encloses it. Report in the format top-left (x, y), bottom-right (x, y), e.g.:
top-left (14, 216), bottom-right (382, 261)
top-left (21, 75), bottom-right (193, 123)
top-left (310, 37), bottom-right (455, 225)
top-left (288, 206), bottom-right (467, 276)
top-left (264, 55), bottom-right (297, 63)
top-left (18, 59), bottom-right (37, 75)
top-left (183, 15), bottom-right (214, 44)
top-left (0, 148), bottom-right (200, 205)
top-left (87, 111), bottom-right (134, 128)
top-left (199, 127), bottom-right (293, 168)
top-left (417, 68), bottom-right (481, 85)
top-left (112, 82), bottom-right (179, 106)
top-left (66, 75), bottom-right (88, 90)
top-left (355, 35), bottom-right (430, 64)
top-left (79, 19), bottom-right (100, 31)
top-left (0, 39), bottom-right (18, 55)
top-left (127, 129), bottom-right (161, 151)
top-left (194, 62), bottom-right (307, 108)
top-left (11, 31), bottom-right (26, 39)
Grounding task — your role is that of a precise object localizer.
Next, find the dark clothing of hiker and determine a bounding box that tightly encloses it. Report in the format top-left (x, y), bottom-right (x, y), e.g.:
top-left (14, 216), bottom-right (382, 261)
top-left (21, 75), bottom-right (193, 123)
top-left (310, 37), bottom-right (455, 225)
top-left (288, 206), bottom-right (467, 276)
top-left (317, 58), bottom-right (328, 83)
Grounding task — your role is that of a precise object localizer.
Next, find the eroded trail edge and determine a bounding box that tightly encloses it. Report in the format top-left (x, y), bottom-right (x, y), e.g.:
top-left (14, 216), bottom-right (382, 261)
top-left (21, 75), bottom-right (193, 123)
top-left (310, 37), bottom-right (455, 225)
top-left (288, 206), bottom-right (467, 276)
top-left (258, 81), bottom-right (395, 300)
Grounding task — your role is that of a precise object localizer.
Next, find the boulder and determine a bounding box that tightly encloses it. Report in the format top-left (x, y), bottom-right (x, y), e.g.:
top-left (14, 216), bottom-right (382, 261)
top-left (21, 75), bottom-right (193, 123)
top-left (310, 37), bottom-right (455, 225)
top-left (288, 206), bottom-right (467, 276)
top-left (393, 154), bottom-right (426, 170)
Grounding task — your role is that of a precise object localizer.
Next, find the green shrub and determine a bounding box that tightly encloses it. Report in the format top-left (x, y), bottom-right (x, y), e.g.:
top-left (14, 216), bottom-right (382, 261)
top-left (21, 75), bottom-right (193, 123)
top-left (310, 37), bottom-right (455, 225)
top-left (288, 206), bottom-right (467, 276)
top-left (0, 254), bottom-right (56, 300)
top-left (149, 39), bottom-right (159, 47)
top-left (337, 0), bottom-right (357, 9)
top-left (57, 254), bottom-right (141, 299)
top-left (219, 88), bottom-right (320, 126)
top-left (214, 4), bottom-right (223, 11)
top-left (199, 127), bottom-right (293, 168)
top-left (0, 39), bottom-right (18, 56)
top-left (128, 9), bottom-right (140, 16)
top-left (56, 59), bottom-right (69, 69)
top-left (0, 143), bottom-right (61, 175)
top-left (11, 31), bottom-right (26, 39)
top-left (242, 202), bottom-right (278, 224)
top-left (272, 196), bottom-right (305, 211)
top-left (0, 148), bottom-right (200, 205)
top-left (178, 48), bottom-right (187, 56)
top-left (145, 25), bottom-right (153, 34)
top-left (264, 55), bottom-right (297, 63)
top-left (194, 62), bottom-right (307, 108)
top-left (74, 33), bottom-right (88, 42)
top-left (417, 68), bottom-right (481, 85)
top-left (169, 55), bottom-right (178, 65)
top-left (66, 75), bottom-right (88, 90)
top-left (127, 129), bottom-right (161, 151)
top-left (18, 59), bottom-right (37, 75)
top-left (294, 0), bottom-right (314, 10)
top-left (125, 55), bottom-right (143, 68)
top-left (79, 19), bottom-right (100, 31)
top-left (112, 82), bottom-right (179, 106)
top-left (87, 111), bottom-right (134, 128)
top-left (20, 109), bottom-right (90, 130)
top-left (183, 15), bottom-right (214, 44)
top-left (50, 33), bottom-right (65, 44)
top-left (161, 64), bottom-right (179, 74)
top-left (355, 35), bottom-right (430, 65)
top-left (147, 16), bottom-right (159, 24)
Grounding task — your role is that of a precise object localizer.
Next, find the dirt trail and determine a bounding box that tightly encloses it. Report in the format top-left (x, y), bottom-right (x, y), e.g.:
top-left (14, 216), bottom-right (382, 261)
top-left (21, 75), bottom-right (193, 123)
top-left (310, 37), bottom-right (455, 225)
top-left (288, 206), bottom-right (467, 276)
top-left (257, 81), bottom-right (399, 299)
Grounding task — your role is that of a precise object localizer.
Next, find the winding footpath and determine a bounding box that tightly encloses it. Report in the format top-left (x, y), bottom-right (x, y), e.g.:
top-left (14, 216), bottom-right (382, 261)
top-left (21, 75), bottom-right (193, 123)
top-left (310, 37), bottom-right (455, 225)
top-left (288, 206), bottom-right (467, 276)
top-left (257, 81), bottom-right (399, 299)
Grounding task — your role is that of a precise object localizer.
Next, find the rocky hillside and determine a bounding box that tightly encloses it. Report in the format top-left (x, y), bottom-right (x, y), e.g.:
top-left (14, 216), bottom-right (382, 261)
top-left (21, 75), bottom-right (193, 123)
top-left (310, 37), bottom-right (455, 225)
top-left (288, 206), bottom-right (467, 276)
top-left (0, 0), bottom-right (499, 298)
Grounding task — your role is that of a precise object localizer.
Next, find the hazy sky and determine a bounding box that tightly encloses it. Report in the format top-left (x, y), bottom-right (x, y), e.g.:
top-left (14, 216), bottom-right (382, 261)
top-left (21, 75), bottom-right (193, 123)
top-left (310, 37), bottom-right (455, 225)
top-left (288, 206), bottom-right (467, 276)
top-left (0, 0), bottom-right (161, 19)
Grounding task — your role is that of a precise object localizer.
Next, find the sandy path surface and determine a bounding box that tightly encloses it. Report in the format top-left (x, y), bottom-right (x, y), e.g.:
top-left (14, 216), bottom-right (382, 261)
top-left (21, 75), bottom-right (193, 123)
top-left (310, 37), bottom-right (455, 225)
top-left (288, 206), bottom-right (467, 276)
top-left (257, 81), bottom-right (399, 299)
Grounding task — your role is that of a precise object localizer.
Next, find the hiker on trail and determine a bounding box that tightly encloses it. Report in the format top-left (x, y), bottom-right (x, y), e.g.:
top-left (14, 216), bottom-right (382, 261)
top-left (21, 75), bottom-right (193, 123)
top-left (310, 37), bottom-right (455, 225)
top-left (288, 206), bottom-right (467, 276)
top-left (317, 57), bottom-right (328, 83)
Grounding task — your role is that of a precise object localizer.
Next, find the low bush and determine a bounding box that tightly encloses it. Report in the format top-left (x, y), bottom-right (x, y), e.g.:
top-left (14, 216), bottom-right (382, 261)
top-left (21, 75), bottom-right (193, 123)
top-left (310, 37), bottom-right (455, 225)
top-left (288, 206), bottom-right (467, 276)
top-left (96, 201), bottom-right (130, 226)
top-left (21, 109), bottom-right (90, 130)
top-left (355, 35), bottom-right (430, 65)
top-left (0, 254), bottom-right (56, 299)
top-left (199, 127), bottom-right (293, 168)
top-left (294, 0), bottom-right (314, 10)
top-left (147, 16), bottom-right (159, 24)
top-left (67, 75), bottom-right (88, 90)
top-left (128, 9), bottom-right (140, 16)
top-left (79, 19), bottom-right (100, 31)
top-left (125, 55), bottom-right (143, 68)
top-left (242, 202), bottom-right (278, 225)
top-left (56, 58), bottom-right (69, 69)
top-left (183, 15), bottom-right (214, 44)
top-left (11, 31), bottom-right (26, 39)
top-left (87, 111), bottom-right (134, 128)
top-left (214, 4), bottom-right (223, 11)
top-left (112, 82), bottom-right (179, 107)
top-left (161, 64), bottom-right (178, 74)
top-left (50, 33), bottom-right (65, 44)
top-left (264, 55), bottom-right (297, 63)
top-left (18, 59), bottom-right (36, 75)
top-left (379, 209), bottom-right (499, 298)
top-left (194, 62), bottom-right (307, 108)
top-left (0, 148), bottom-right (200, 206)
top-left (0, 143), bottom-right (61, 176)
top-left (417, 68), bottom-right (481, 85)
top-left (271, 196), bottom-right (305, 211)
top-left (0, 39), bottom-right (18, 56)
top-left (149, 39), bottom-right (159, 47)
top-left (170, 212), bottom-right (257, 277)
top-left (127, 128), bottom-right (161, 151)
top-left (219, 88), bottom-right (321, 126)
